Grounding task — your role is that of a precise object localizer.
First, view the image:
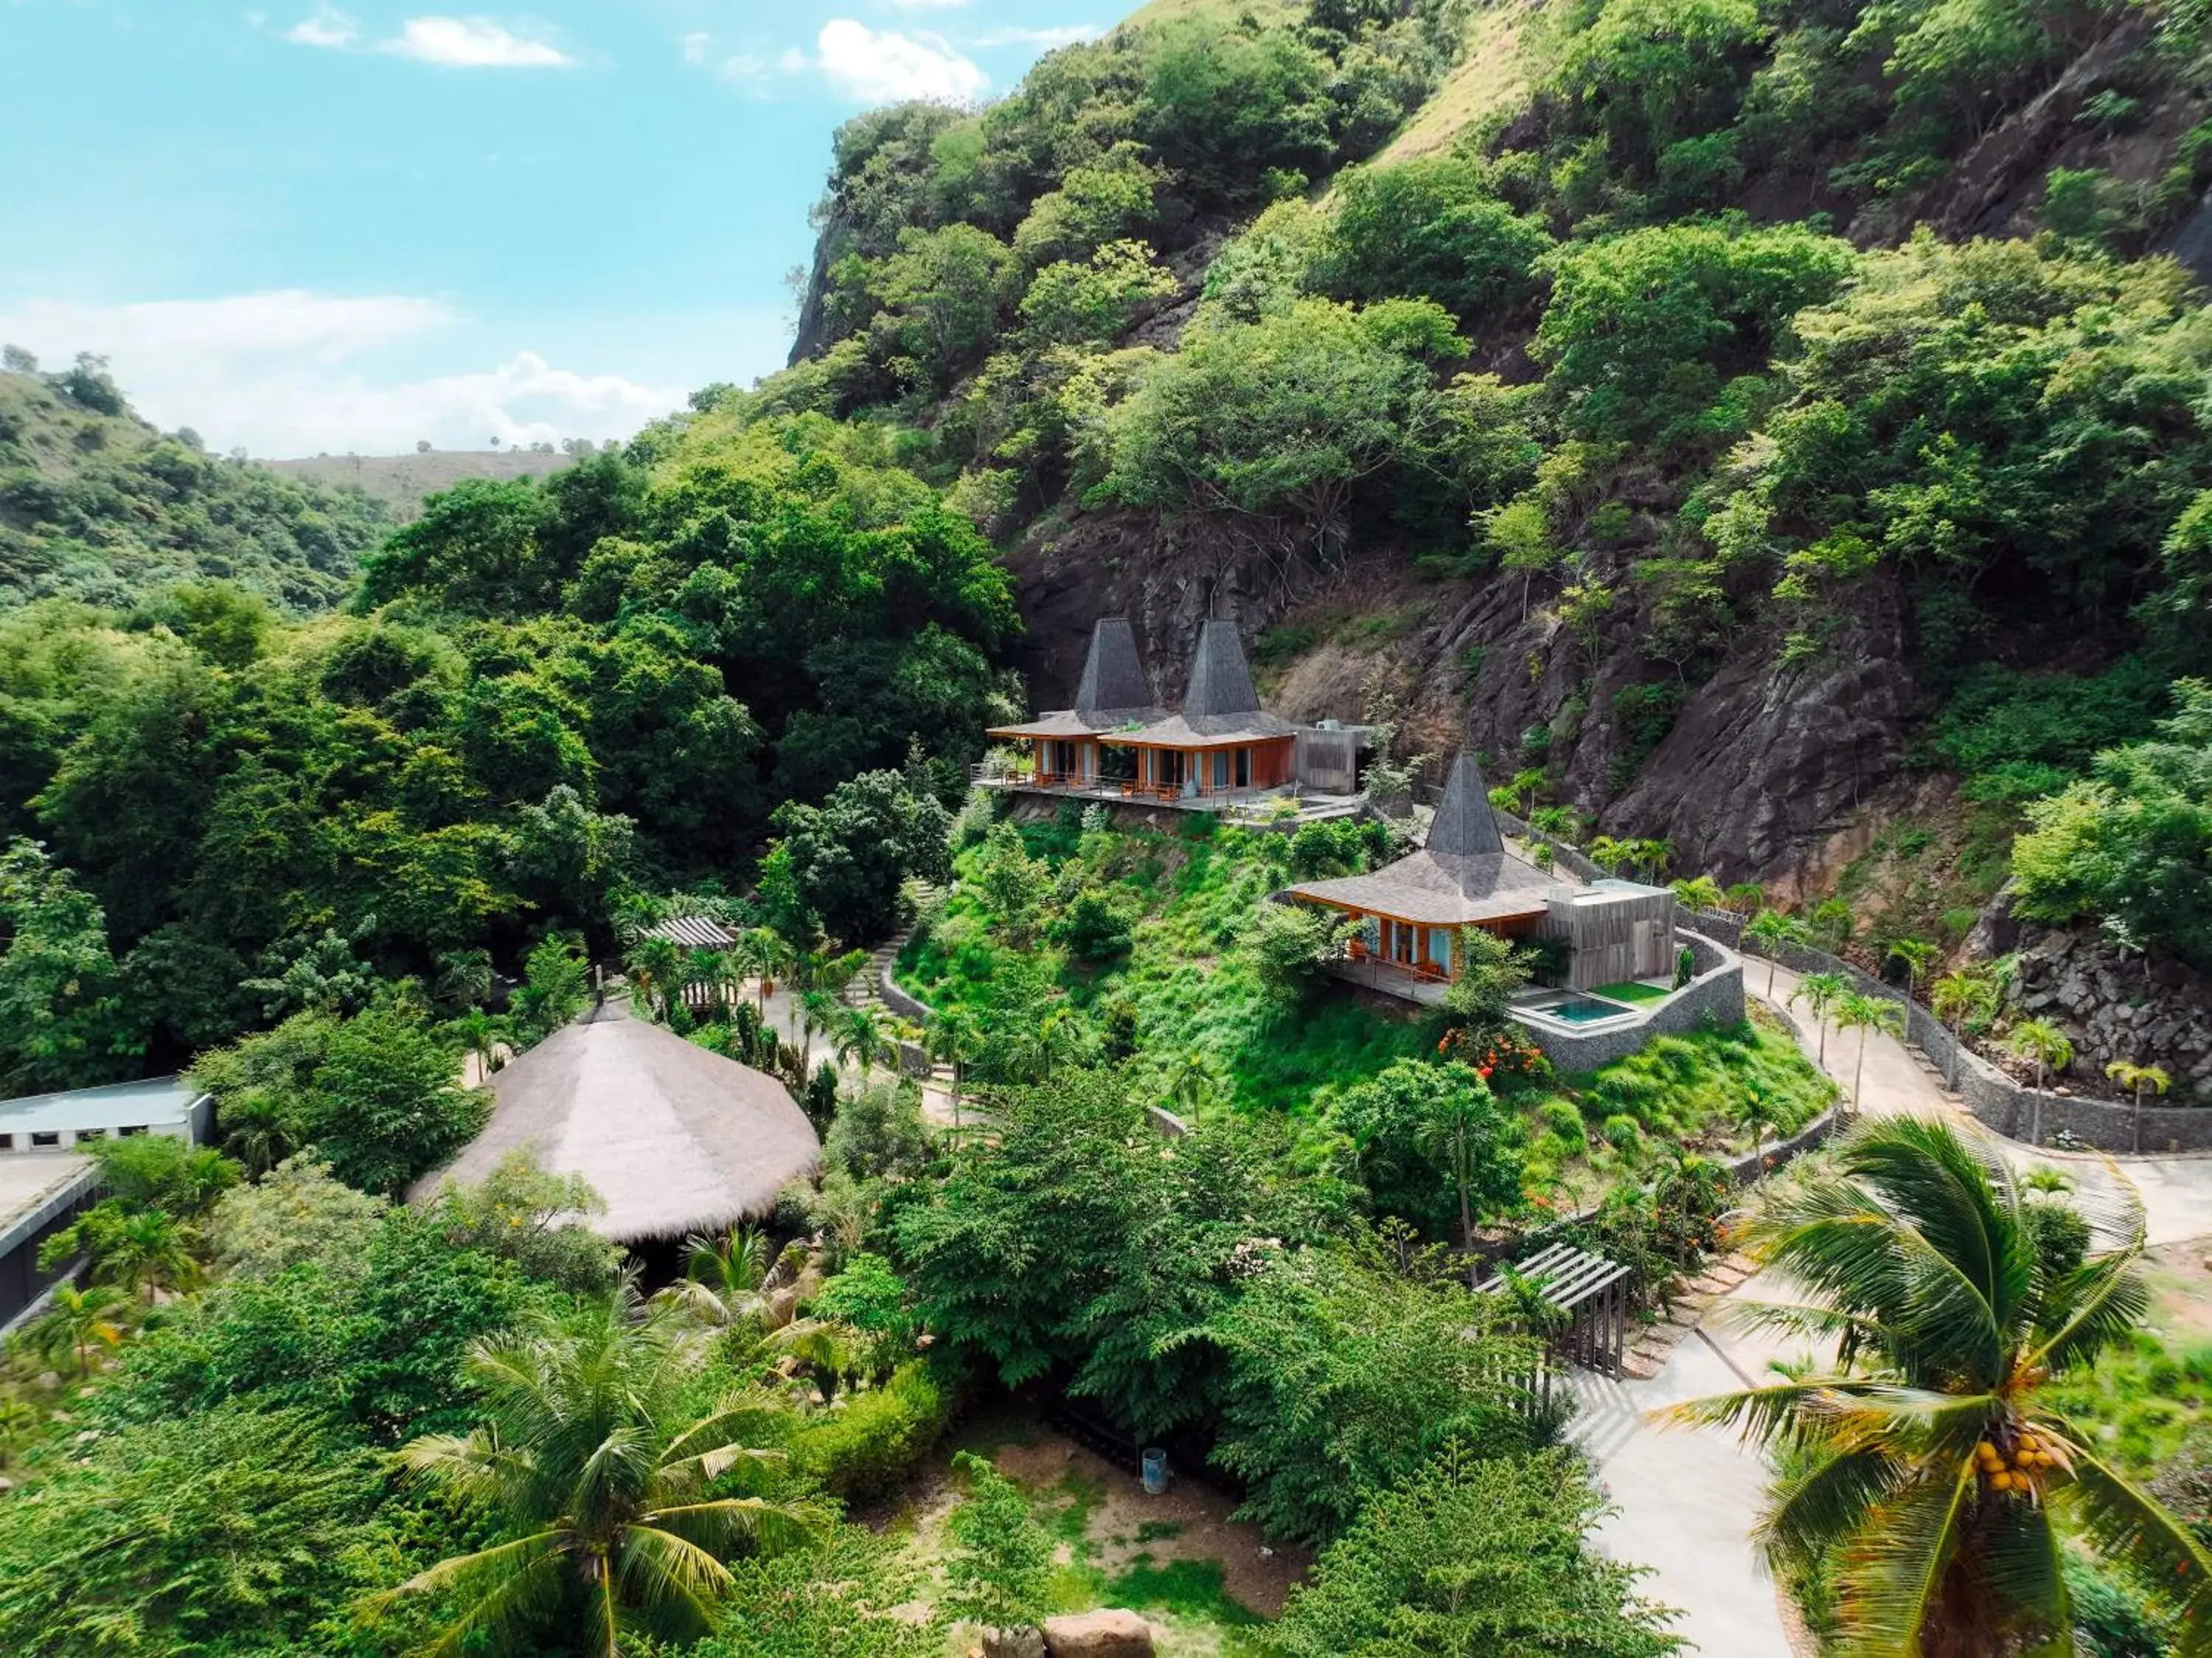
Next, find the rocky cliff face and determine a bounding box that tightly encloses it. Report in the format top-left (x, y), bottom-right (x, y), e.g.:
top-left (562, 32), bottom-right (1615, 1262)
top-left (1974, 893), bottom-right (2212, 1103)
top-left (1006, 510), bottom-right (1920, 884)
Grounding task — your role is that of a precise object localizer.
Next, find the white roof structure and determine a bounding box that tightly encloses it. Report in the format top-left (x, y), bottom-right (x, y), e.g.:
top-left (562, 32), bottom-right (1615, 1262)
top-left (0, 1075), bottom-right (209, 1143)
top-left (644, 915), bottom-right (739, 950)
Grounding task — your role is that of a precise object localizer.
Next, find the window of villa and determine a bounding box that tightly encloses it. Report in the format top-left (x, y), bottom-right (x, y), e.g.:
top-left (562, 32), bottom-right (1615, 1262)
top-left (0, 1134), bottom-right (13, 1151)
top-left (74, 1128), bottom-right (107, 1144)
top-left (29, 1131), bottom-right (60, 1148)
top-left (117, 1124), bottom-right (148, 1137)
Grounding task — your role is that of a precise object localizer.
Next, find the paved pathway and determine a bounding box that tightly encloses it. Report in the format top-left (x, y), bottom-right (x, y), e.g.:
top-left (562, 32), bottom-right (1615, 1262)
top-left (1579, 958), bottom-right (2212, 1654)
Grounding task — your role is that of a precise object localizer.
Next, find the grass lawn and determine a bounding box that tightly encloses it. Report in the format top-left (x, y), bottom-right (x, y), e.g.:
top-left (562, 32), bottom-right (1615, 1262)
top-left (1590, 980), bottom-right (1671, 1004)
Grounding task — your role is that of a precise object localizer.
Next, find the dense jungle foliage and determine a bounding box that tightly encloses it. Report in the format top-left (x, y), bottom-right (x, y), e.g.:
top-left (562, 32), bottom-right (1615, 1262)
top-left (0, 403), bottom-right (1015, 1087)
top-left (0, 356), bottom-right (389, 611)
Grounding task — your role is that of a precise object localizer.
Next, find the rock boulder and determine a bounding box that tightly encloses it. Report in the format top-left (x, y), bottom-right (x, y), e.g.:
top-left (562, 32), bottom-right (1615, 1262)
top-left (1041, 1609), bottom-right (1156, 1658)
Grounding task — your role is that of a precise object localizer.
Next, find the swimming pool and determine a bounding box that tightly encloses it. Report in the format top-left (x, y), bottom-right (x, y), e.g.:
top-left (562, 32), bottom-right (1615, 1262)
top-left (1520, 993), bottom-right (1637, 1026)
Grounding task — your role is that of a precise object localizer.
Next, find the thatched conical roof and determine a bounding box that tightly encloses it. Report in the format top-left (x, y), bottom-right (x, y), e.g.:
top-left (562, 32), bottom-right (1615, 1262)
top-left (411, 1004), bottom-right (819, 1244)
top-left (1427, 751), bottom-right (1506, 858)
top-left (1074, 617), bottom-right (1162, 723)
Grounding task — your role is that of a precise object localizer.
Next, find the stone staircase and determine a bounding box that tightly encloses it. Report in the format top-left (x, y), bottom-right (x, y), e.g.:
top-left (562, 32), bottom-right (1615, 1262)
top-left (1622, 1251), bottom-right (1758, 1380)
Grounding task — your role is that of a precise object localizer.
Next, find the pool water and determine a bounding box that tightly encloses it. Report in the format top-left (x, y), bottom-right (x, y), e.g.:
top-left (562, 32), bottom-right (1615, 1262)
top-left (1536, 996), bottom-right (1632, 1024)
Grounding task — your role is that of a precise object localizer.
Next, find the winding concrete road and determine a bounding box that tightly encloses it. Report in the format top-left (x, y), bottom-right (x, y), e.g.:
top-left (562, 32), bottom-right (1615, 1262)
top-left (1581, 960), bottom-right (2212, 1655)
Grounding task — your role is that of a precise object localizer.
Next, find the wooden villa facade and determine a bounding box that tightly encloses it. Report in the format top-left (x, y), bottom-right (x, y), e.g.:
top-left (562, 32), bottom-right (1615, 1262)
top-left (986, 618), bottom-right (1328, 806)
top-left (1287, 751), bottom-right (1680, 994)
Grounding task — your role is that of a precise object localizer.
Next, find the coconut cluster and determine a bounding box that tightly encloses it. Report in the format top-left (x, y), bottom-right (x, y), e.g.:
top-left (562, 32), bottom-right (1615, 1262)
top-left (1975, 1427), bottom-right (2061, 1495)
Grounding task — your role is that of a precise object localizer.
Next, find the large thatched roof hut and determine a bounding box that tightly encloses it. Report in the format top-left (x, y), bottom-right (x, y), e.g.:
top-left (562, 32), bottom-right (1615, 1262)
top-left (411, 1004), bottom-right (819, 1245)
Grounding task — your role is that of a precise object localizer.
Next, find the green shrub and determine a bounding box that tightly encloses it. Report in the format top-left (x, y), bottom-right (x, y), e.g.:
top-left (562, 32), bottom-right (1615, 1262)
top-left (1538, 1099), bottom-right (1585, 1144)
top-left (789, 1362), bottom-right (953, 1505)
top-left (1601, 1113), bottom-right (1643, 1150)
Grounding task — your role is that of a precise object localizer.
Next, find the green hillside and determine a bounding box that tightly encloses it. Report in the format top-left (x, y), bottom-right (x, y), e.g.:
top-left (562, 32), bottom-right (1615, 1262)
top-left (260, 446), bottom-right (588, 524)
top-left (0, 358), bottom-right (388, 611)
top-left (751, 0), bottom-right (2212, 955)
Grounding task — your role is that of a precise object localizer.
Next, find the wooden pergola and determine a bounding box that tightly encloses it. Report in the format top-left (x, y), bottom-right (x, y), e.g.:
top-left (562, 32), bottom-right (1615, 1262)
top-left (1479, 1242), bottom-right (1635, 1377)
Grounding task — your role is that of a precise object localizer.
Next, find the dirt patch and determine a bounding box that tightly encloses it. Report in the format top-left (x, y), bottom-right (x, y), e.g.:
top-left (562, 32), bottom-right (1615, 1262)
top-left (987, 1432), bottom-right (1311, 1618)
top-left (2147, 1241), bottom-right (2212, 1341)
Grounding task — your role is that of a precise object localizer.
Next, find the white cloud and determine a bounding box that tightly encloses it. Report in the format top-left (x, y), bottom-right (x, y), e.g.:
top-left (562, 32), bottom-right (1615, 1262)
top-left (884, 0), bottom-right (972, 9)
top-left (285, 4), bottom-right (361, 48)
top-left (0, 292), bottom-right (682, 455)
top-left (813, 18), bottom-right (983, 103)
top-left (680, 30), bottom-right (711, 66)
top-left (972, 23), bottom-right (1101, 47)
top-left (380, 16), bottom-right (574, 68)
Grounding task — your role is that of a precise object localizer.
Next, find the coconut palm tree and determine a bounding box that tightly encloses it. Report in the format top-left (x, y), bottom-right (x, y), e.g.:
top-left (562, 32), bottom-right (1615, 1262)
top-left (31, 1283), bottom-right (126, 1378)
top-left (685, 947), bottom-right (731, 1020)
top-left (1930, 970), bottom-right (1998, 1092)
top-left (1886, 937), bottom-right (1939, 1003)
top-left (923, 1007), bottom-right (983, 1131)
top-left (2006, 1019), bottom-right (2074, 1149)
top-left (1834, 990), bottom-right (1905, 1115)
top-left (658, 1227), bottom-right (777, 1331)
top-left (1790, 970), bottom-right (1851, 1066)
top-left (1723, 881), bottom-right (1767, 915)
top-left (454, 1005), bottom-right (505, 1085)
top-left (2106, 1059), bottom-right (2173, 1156)
top-left (833, 1003), bottom-right (900, 1085)
top-left (1528, 805), bottom-right (1582, 844)
top-left (1745, 910), bottom-right (1810, 997)
top-left (378, 1287), bottom-right (821, 1655)
top-left (1673, 1116), bottom-right (2212, 1656)
top-left (1587, 836), bottom-right (1634, 878)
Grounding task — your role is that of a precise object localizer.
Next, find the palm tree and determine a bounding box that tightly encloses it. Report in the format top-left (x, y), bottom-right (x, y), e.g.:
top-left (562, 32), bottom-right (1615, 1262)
top-left (1166, 1050), bottom-right (1217, 1117)
top-left (1834, 990), bottom-right (1905, 1116)
top-left (95, 1209), bottom-right (200, 1297)
top-left (1635, 839), bottom-right (1674, 882)
top-left (626, 937), bottom-right (684, 1022)
top-left (1673, 1117), bottom-right (2212, 1655)
top-left (1672, 875), bottom-right (1725, 914)
top-left (2106, 1059), bottom-right (2173, 1156)
top-left (1930, 970), bottom-right (1997, 1092)
top-left (218, 1089), bottom-right (297, 1178)
top-left (378, 1287), bottom-right (821, 1655)
top-left (454, 1005), bottom-right (505, 1085)
top-left (1587, 835), bottom-right (1633, 878)
top-left (685, 947), bottom-right (731, 1020)
top-left (1509, 767), bottom-right (1546, 815)
top-left (1722, 881), bottom-right (1766, 915)
top-left (833, 1004), bottom-right (899, 1085)
top-left (1735, 1086), bottom-right (1782, 1154)
top-left (2006, 1017), bottom-right (2074, 1095)
top-left (32, 1283), bottom-right (126, 1378)
top-left (1745, 910), bottom-right (1809, 997)
top-left (658, 1227), bottom-right (777, 1331)
top-left (1789, 970), bottom-right (1851, 1067)
top-left (434, 946), bottom-right (495, 1010)
top-left (1414, 1082), bottom-right (1503, 1286)
top-left (790, 946), bottom-right (866, 1065)
top-left (1528, 805), bottom-right (1582, 844)
top-left (743, 928), bottom-right (791, 1032)
top-left (1885, 937), bottom-right (1940, 1005)
top-left (923, 1007), bottom-right (983, 1131)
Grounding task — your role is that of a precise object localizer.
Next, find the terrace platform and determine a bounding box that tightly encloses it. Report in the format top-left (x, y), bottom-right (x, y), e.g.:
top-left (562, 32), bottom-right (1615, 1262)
top-left (970, 763), bottom-right (1365, 827)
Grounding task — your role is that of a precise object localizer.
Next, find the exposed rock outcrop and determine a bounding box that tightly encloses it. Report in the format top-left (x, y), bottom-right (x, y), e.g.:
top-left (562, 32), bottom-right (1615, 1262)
top-left (2006, 923), bottom-right (2212, 1105)
top-left (1042, 1609), bottom-right (1156, 1657)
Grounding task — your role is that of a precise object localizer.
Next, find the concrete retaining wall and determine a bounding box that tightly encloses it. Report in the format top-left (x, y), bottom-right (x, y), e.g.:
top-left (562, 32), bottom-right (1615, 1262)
top-left (1517, 930), bottom-right (1747, 1071)
top-left (1731, 929), bottom-right (2212, 1154)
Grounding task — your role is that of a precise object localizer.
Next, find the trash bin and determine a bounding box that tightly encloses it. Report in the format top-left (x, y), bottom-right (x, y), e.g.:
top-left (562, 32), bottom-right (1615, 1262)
top-left (1141, 1447), bottom-right (1169, 1496)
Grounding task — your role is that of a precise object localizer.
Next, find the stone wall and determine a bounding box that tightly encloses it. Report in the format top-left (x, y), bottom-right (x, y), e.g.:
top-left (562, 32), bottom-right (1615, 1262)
top-left (2004, 925), bottom-right (2212, 1106)
top-left (1515, 929), bottom-right (1747, 1071)
top-left (1732, 929), bottom-right (2212, 1154)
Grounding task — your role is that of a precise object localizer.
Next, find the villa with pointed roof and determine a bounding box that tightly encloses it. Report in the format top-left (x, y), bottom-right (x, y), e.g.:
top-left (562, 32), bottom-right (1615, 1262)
top-left (1287, 751), bottom-right (1682, 999)
top-left (984, 617), bottom-right (1360, 808)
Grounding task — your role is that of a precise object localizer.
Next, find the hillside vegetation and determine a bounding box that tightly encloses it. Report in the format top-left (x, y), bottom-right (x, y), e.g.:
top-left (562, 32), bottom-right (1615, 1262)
top-left (739, 0), bottom-right (2212, 970)
top-left (0, 358), bottom-right (388, 611)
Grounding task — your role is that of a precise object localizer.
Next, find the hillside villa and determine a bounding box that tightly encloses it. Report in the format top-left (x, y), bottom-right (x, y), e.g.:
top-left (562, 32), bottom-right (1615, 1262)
top-left (1285, 751), bottom-right (1683, 1006)
top-left (981, 617), bottom-right (1364, 810)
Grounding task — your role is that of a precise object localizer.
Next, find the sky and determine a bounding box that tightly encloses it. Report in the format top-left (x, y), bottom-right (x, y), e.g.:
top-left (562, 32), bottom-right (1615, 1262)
top-left (0, 1), bottom-right (1107, 456)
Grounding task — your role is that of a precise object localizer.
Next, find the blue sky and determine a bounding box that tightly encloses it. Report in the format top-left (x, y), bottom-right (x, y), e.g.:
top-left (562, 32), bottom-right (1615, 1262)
top-left (0, 1), bottom-right (1105, 454)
